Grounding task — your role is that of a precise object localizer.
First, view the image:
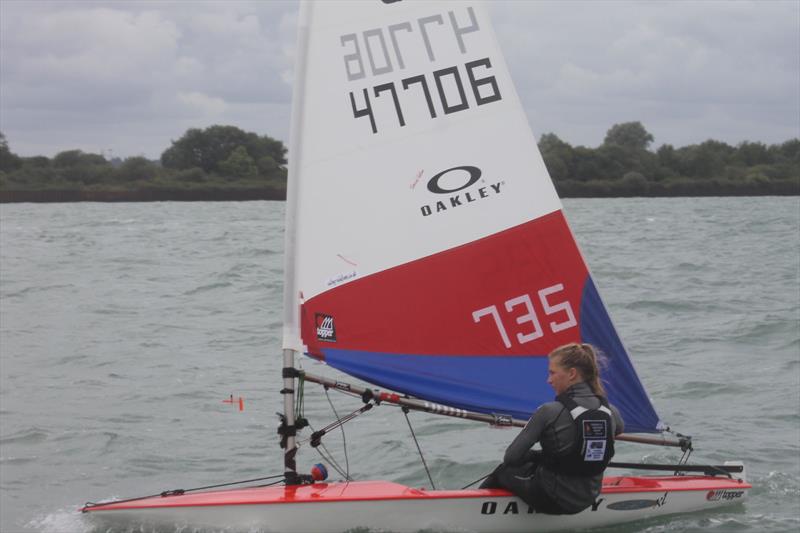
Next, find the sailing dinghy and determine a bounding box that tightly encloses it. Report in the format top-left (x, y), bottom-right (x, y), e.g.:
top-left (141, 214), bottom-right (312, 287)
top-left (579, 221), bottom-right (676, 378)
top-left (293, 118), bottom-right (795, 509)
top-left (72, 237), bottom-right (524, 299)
top-left (82, 1), bottom-right (750, 531)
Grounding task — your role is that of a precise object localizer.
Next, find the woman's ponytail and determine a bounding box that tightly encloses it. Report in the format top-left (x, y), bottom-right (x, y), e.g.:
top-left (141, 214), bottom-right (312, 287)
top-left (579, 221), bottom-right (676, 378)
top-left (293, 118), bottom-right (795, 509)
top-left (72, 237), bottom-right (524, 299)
top-left (549, 343), bottom-right (606, 396)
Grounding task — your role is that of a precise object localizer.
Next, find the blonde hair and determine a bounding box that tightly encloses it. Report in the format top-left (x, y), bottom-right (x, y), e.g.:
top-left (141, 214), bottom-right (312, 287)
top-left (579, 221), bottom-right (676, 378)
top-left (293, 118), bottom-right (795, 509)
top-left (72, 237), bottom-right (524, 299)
top-left (549, 343), bottom-right (606, 396)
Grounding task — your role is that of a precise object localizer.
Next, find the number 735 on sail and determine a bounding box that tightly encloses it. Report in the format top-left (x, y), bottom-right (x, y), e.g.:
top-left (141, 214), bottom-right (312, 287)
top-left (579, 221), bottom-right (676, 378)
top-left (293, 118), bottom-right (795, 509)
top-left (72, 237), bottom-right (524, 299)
top-left (473, 284), bottom-right (577, 349)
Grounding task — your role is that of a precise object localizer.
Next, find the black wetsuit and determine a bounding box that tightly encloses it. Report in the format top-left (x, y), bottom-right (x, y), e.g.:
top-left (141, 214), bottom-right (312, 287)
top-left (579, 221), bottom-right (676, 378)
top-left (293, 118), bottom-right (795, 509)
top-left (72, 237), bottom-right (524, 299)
top-left (480, 382), bottom-right (624, 514)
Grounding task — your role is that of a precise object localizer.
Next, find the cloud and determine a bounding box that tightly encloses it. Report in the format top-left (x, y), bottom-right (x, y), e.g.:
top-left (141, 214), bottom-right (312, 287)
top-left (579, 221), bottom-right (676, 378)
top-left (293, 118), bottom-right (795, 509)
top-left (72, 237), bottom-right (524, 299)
top-left (0, 0), bottom-right (797, 158)
top-left (177, 91), bottom-right (228, 115)
top-left (3, 7), bottom-right (180, 98)
top-left (0, 0), bottom-right (297, 157)
top-left (489, 0), bottom-right (799, 147)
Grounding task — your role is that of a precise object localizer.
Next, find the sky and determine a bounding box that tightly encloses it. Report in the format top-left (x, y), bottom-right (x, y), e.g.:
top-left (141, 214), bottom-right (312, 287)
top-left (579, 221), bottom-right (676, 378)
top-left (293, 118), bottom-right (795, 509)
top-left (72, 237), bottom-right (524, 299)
top-left (1, 0), bottom-right (798, 161)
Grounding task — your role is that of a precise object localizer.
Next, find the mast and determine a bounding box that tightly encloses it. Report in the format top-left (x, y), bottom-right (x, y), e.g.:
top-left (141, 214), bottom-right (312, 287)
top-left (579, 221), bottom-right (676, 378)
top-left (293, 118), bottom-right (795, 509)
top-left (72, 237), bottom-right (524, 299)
top-left (280, 0), bottom-right (311, 484)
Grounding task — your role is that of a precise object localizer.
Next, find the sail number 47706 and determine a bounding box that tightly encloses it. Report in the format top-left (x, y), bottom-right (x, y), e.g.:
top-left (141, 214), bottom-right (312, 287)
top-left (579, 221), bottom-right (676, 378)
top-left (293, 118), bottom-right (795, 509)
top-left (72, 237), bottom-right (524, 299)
top-left (472, 284), bottom-right (577, 348)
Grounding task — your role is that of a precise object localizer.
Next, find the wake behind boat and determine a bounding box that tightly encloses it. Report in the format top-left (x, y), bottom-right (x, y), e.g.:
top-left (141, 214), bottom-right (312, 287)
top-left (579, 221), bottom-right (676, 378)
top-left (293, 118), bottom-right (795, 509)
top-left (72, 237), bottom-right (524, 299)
top-left (83, 1), bottom-right (750, 531)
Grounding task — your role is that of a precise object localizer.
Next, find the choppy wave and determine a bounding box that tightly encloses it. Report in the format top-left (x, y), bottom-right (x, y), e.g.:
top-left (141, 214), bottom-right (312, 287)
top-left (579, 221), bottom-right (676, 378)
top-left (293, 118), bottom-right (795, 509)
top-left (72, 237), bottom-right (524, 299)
top-left (0, 428), bottom-right (49, 445)
top-left (1, 198), bottom-right (798, 533)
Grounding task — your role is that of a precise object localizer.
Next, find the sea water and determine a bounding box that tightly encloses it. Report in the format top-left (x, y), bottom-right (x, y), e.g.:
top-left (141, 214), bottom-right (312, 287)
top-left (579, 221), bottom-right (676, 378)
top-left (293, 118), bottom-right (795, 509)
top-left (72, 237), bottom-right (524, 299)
top-left (1, 198), bottom-right (798, 533)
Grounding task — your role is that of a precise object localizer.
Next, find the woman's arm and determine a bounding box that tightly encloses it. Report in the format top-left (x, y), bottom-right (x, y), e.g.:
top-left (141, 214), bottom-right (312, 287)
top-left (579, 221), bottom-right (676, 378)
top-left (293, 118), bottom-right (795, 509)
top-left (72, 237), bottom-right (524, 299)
top-left (503, 404), bottom-right (556, 465)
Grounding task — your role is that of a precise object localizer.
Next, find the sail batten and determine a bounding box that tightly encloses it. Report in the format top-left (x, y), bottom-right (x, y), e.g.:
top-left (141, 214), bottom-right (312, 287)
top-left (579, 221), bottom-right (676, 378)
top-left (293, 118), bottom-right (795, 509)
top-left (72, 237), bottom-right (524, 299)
top-left (284, 0), bottom-right (663, 433)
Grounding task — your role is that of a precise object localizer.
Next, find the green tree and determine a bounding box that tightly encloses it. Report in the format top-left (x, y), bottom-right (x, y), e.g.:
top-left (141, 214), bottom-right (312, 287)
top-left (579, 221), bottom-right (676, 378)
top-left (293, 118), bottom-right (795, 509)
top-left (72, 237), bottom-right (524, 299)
top-left (603, 122), bottom-right (654, 151)
top-left (538, 133), bottom-right (575, 182)
top-left (218, 146), bottom-right (258, 179)
top-left (117, 156), bottom-right (160, 182)
top-left (161, 125), bottom-right (286, 177)
top-left (766, 139), bottom-right (800, 180)
top-left (24, 156), bottom-right (51, 168)
top-left (655, 144), bottom-right (680, 180)
top-left (174, 167), bottom-right (208, 183)
top-left (53, 150), bottom-right (106, 168)
top-left (688, 140), bottom-right (734, 179)
top-left (572, 146), bottom-right (615, 181)
top-left (595, 144), bottom-right (631, 180)
top-left (774, 139), bottom-right (800, 163)
top-left (736, 141), bottom-right (771, 166)
top-left (257, 155), bottom-right (279, 176)
top-left (52, 150), bottom-right (110, 184)
top-left (620, 171), bottom-right (648, 193)
top-left (0, 132), bottom-right (23, 172)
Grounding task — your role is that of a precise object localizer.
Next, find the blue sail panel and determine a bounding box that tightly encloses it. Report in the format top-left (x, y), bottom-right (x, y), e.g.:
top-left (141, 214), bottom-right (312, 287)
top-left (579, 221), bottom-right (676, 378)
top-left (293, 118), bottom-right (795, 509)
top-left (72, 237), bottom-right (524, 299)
top-left (579, 277), bottom-right (661, 433)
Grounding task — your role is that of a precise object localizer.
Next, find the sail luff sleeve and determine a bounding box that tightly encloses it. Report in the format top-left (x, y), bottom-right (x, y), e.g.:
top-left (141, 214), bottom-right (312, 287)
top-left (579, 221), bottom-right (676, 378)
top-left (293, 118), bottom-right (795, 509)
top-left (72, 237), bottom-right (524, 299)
top-left (281, 0), bottom-right (311, 352)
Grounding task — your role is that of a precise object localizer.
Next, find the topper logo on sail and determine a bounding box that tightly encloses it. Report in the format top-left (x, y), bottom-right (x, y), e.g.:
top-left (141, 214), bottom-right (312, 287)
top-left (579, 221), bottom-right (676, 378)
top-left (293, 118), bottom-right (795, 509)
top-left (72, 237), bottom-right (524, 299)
top-left (316, 314), bottom-right (337, 342)
top-left (420, 165), bottom-right (503, 217)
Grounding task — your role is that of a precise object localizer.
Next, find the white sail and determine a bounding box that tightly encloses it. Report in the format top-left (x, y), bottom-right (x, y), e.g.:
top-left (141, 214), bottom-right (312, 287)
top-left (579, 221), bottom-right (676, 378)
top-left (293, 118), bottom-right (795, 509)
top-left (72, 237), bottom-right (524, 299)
top-left (282, 0), bottom-right (560, 351)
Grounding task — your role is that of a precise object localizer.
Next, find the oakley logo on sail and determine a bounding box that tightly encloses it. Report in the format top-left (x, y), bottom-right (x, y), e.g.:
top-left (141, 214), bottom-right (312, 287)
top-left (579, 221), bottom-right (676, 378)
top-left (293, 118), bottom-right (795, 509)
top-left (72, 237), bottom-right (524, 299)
top-left (420, 166), bottom-right (504, 217)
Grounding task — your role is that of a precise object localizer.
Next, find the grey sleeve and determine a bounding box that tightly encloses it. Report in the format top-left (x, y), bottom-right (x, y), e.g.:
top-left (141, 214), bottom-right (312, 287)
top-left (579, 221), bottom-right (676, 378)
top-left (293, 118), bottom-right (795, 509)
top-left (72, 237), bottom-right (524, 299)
top-left (503, 403), bottom-right (559, 465)
top-left (610, 404), bottom-right (625, 435)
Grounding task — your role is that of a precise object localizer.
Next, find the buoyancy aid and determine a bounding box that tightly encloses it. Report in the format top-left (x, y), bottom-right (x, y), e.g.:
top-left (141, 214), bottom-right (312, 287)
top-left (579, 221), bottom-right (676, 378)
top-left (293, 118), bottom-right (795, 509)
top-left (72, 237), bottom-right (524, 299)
top-left (546, 393), bottom-right (615, 476)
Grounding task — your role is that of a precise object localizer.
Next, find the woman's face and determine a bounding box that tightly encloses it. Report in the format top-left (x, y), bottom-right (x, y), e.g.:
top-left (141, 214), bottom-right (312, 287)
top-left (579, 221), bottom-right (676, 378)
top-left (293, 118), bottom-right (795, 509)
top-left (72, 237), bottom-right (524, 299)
top-left (547, 356), bottom-right (577, 395)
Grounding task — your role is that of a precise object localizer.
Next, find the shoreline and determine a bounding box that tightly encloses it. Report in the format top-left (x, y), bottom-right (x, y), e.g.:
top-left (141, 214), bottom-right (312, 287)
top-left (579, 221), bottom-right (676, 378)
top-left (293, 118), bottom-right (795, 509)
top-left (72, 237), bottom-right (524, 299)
top-left (0, 188), bottom-right (287, 203)
top-left (1, 188), bottom-right (797, 203)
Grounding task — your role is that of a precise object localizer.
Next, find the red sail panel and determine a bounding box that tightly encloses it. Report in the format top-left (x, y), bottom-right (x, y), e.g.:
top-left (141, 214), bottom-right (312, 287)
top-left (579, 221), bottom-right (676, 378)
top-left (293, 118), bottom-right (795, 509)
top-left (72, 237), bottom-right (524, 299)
top-left (302, 211), bottom-right (585, 358)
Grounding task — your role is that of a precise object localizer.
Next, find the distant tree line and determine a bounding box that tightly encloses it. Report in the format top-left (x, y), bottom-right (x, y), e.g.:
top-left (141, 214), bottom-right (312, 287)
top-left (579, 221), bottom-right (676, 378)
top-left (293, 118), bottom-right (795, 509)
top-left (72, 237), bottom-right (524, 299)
top-left (539, 121), bottom-right (799, 197)
top-left (0, 126), bottom-right (288, 201)
top-left (1, 122), bottom-right (797, 202)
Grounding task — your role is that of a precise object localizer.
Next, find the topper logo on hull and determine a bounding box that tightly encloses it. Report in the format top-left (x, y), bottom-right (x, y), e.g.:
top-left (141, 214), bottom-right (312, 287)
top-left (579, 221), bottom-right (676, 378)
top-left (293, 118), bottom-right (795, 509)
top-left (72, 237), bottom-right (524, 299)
top-left (420, 165), bottom-right (504, 217)
top-left (316, 314), bottom-right (337, 342)
top-left (706, 490), bottom-right (744, 501)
